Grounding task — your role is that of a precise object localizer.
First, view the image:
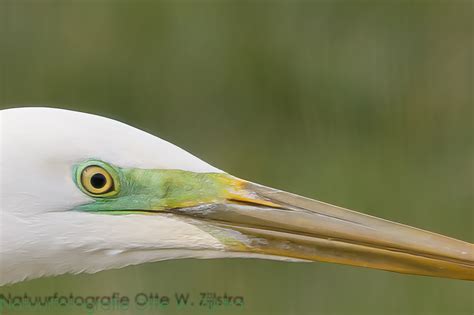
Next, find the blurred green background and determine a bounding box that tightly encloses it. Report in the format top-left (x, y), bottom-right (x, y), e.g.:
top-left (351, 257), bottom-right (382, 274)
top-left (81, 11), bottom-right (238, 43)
top-left (1, 1), bottom-right (473, 315)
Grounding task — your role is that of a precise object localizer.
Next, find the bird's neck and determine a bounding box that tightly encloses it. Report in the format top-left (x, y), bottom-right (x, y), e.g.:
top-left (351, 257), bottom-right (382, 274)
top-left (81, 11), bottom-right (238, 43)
top-left (0, 210), bottom-right (223, 285)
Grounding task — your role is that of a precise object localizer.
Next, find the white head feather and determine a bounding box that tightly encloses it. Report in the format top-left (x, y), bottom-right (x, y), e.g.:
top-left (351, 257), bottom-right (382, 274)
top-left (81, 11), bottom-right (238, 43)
top-left (0, 107), bottom-right (228, 285)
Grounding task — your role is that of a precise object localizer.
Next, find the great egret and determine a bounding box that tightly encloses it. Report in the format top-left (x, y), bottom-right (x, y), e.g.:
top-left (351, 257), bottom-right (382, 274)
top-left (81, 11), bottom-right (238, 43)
top-left (0, 107), bottom-right (472, 285)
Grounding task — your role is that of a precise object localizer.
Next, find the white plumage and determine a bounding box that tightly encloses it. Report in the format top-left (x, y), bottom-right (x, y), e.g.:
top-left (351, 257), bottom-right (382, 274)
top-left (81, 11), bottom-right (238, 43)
top-left (0, 108), bottom-right (226, 284)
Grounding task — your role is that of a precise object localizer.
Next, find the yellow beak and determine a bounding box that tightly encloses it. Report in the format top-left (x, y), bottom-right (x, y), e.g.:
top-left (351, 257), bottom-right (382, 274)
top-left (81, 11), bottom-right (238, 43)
top-left (172, 178), bottom-right (473, 281)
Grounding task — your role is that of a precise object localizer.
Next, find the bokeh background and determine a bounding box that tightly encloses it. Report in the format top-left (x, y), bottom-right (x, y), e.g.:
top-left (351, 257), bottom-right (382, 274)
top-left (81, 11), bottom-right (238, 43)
top-left (1, 1), bottom-right (473, 315)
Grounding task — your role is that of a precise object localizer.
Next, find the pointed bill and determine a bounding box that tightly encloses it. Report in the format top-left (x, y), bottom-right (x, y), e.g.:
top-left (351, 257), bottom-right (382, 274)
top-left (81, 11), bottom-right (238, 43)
top-left (171, 179), bottom-right (474, 281)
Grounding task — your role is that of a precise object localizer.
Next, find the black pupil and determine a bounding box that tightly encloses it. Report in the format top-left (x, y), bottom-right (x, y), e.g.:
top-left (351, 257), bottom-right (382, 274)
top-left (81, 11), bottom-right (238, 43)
top-left (90, 173), bottom-right (107, 189)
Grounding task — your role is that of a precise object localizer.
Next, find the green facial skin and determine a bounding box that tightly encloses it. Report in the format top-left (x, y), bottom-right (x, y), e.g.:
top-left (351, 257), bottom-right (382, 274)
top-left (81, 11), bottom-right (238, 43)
top-left (73, 160), bottom-right (239, 214)
top-left (72, 160), bottom-right (257, 250)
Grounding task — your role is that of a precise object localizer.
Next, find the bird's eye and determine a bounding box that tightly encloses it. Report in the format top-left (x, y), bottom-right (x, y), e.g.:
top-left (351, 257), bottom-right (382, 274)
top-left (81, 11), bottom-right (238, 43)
top-left (80, 165), bottom-right (115, 195)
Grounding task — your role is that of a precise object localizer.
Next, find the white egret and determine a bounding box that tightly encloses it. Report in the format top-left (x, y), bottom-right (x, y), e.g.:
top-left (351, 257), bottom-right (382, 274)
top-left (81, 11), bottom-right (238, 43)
top-left (0, 107), bottom-right (472, 285)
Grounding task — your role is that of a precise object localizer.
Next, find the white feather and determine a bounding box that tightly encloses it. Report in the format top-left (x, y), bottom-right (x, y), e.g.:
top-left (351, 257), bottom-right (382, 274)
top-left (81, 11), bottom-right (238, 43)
top-left (0, 107), bottom-right (229, 285)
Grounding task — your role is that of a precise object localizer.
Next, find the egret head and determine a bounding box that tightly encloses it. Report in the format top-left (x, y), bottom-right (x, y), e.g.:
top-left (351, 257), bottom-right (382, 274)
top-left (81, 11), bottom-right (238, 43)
top-left (0, 107), bottom-right (472, 285)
